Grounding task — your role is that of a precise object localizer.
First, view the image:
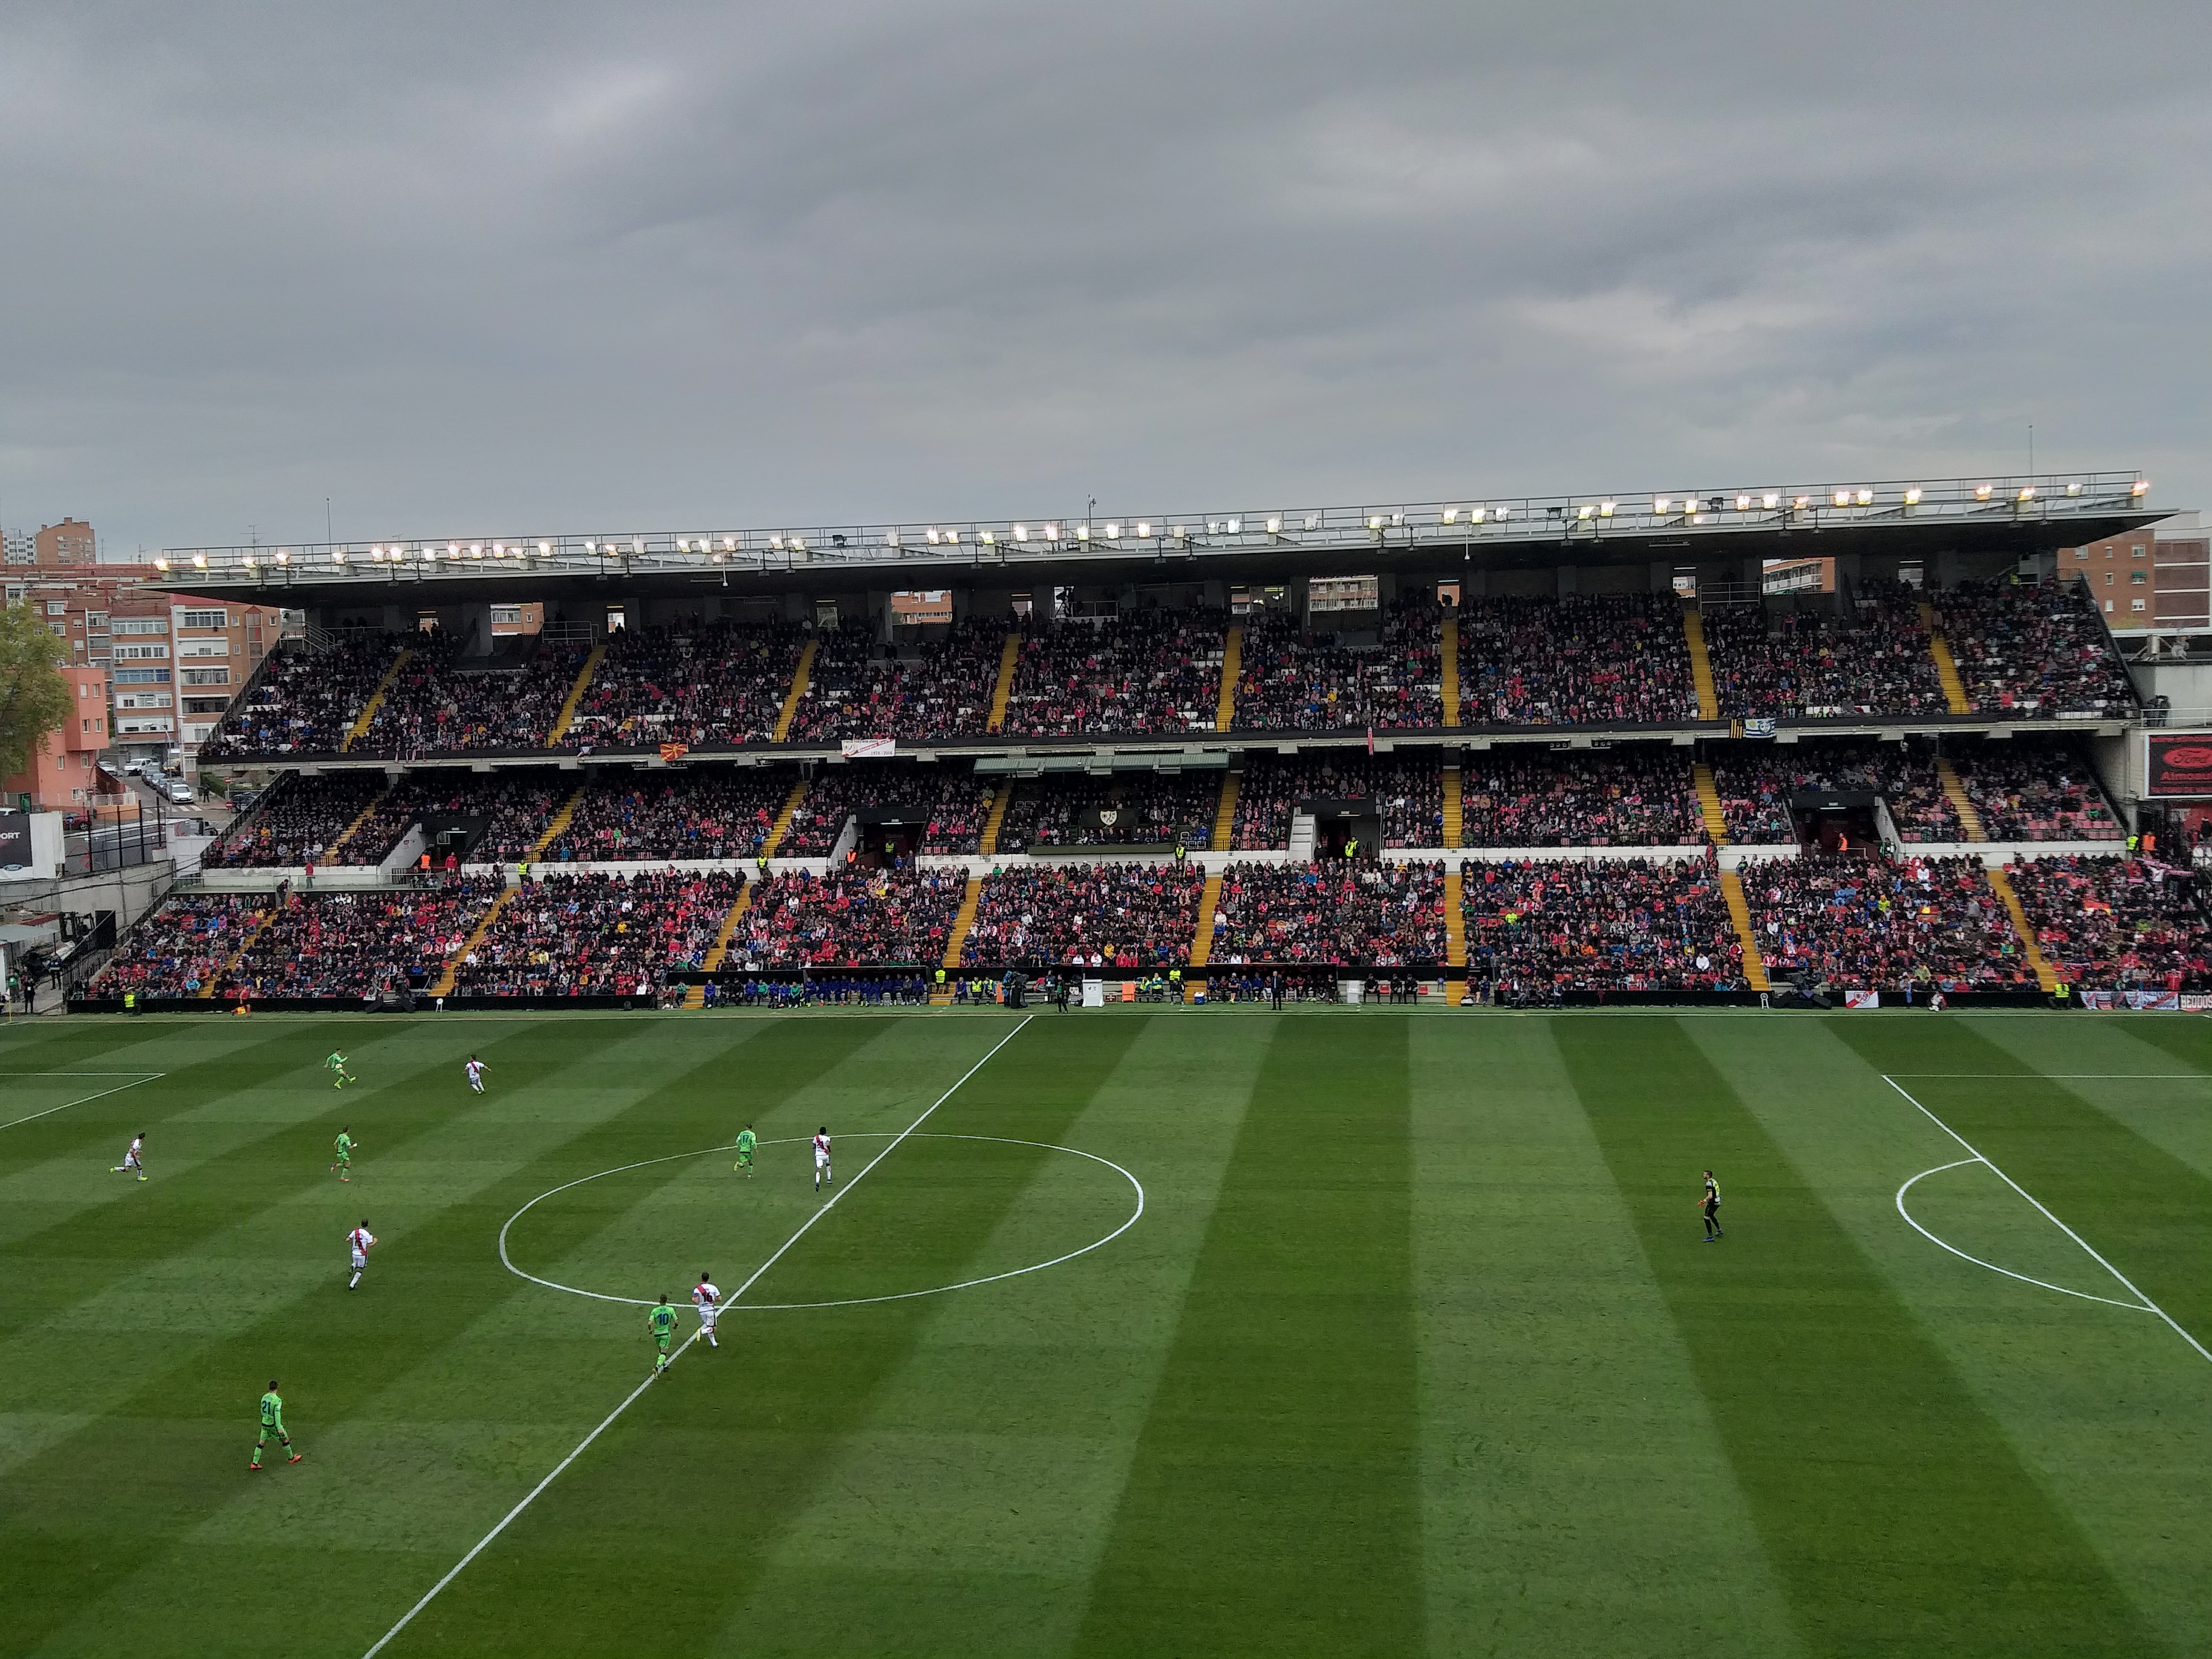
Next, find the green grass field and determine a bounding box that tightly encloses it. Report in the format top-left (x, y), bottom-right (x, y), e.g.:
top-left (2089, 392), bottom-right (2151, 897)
top-left (4, 1007), bottom-right (2211, 1658)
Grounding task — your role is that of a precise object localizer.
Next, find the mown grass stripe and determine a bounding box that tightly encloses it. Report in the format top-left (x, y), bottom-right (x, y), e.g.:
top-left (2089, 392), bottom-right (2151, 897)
top-left (1829, 1017), bottom-right (2212, 1364)
top-left (0, 1018), bottom-right (825, 1659)
top-left (1559, 1016), bottom-right (2163, 1659)
top-left (1072, 1015), bottom-right (1423, 1658)
top-left (389, 1016), bottom-right (1152, 1658)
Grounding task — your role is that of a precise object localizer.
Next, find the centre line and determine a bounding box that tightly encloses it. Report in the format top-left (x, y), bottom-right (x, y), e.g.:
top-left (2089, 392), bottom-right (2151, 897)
top-left (361, 1014), bottom-right (1034, 1659)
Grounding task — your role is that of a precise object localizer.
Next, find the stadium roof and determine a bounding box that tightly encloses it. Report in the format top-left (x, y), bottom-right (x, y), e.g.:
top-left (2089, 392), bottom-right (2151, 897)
top-left (152, 471), bottom-right (2164, 606)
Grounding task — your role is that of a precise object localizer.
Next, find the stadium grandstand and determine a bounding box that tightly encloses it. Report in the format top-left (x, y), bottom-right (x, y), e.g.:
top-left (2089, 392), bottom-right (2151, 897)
top-left (82, 469), bottom-right (2212, 1011)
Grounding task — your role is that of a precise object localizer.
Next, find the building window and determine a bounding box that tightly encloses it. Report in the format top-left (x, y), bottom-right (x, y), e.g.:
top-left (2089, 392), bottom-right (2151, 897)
top-left (46, 601), bottom-right (65, 616)
top-left (2132, 571), bottom-right (2149, 584)
top-left (180, 667), bottom-right (230, 686)
top-left (2133, 545), bottom-right (2146, 557)
top-left (2132, 598), bottom-right (2147, 611)
top-left (113, 667), bottom-right (170, 685)
top-left (113, 644), bottom-right (169, 660)
top-left (178, 608), bottom-right (228, 629)
top-left (111, 617), bottom-right (168, 636)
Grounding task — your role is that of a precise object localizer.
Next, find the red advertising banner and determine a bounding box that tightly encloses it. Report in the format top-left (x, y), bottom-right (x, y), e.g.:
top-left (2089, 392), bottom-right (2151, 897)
top-left (2144, 732), bottom-right (2212, 797)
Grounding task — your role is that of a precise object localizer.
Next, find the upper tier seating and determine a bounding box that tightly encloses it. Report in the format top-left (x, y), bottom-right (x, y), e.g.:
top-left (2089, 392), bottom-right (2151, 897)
top-left (198, 634), bottom-right (404, 760)
top-left (359, 635), bottom-right (589, 755)
top-left (1702, 580), bottom-right (1949, 718)
top-left (1955, 745), bottom-right (2123, 842)
top-left (1458, 594), bottom-right (1694, 726)
top-left (996, 770), bottom-right (1220, 852)
top-left (1462, 856), bottom-right (1743, 992)
top-left (783, 618), bottom-right (1003, 742)
top-left (1230, 599), bottom-right (1444, 731)
top-left (560, 618), bottom-right (805, 751)
top-left (1936, 578), bottom-right (2138, 716)
top-left (1000, 610), bottom-right (1226, 738)
top-left (543, 769), bottom-right (794, 862)
top-left (1461, 750), bottom-right (1703, 846)
top-left (201, 772), bottom-right (386, 868)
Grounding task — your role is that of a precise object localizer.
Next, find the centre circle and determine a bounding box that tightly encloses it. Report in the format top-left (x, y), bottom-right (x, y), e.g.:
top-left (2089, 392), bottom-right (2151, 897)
top-left (500, 1133), bottom-right (1144, 1310)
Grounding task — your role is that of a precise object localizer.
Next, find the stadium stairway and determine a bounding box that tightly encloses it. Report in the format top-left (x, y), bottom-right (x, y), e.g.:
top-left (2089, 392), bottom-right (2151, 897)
top-left (545, 644), bottom-right (606, 745)
top-left (1921, 602), bottom-right (1973, 714)
top-left (762, 779), bottom-right (809, 856)
top-left (1683, 606), bottom-right (1719, 721)
top-left (1719, 870), bottom-right (1771, 992)
top-left (199, 901), bottom-right (279, 1000)
top-left (1693, 763), bottom-right (1731, 845)
top-left (1443, 869), bottom-right (1467, 1004)
top-left (1210, 770), bottom-right (1240, 852)
top-left (1936, 757), bottom-right (1988, 841)
top-left (683, 888), bottom-right (753, 1008)
top-left (933, 877), bottom-right (984, 1003)
top-left (1215, 626), bottom-right (1241, 732)
top-left (978, 781), bottom-right (1014, 855)
top-left (323, 782), bottom-right (395, 864)
top-left (1441, 766), bottom-right (1463, 850)
top-left (1440, 616), bottom-right (1460, 727)
top-left (430, 888), bottom-right (514, 998)
top-left (529, 786), bottom-right (587, 859)
top-left (341, 647), bottom-right (412, 752)
top-left (1985, 867), bottom-right (2062, 991)
top-left (986, 634), bottom-right (1021, 733)
top-left (1185, 869), bottom-right (1223, 1000)
top-left (771, 638), bottom-right (818, 742)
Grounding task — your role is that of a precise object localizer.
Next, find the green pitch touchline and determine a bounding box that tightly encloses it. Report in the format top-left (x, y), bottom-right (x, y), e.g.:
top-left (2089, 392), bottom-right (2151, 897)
top-left (359, 1014), bottom-right (1036, 1659)
top-left (0, 1071), bottom-right (163, 1131)
top-left (1882, 1074), bottom-right (2212, 1366)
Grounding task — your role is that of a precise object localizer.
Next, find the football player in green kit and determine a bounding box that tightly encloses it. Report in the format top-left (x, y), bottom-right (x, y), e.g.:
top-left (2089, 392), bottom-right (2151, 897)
top-left (733, 1124), bottom-right (757, 1177)
top-left (251, 1380), bottom-right (303, 1470)
top-left (648, 1295), bottom-right (678, 1375)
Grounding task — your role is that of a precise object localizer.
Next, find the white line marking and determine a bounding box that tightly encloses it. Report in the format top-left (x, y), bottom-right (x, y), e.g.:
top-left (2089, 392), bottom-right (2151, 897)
top-left (362, 1015), bottom-right (1034, 1659)
top-left (501, 1132), bottom-right (1143, 1309)
top-left (1882, 1074), bottom-right (2212, 1367)
top-left (1885, 1073), bottom-right (2212, 1080)
top-left (1895, 1160), bottom-right (2150, 1312)
top-left (0, 1073), bottom-right (163, 1131)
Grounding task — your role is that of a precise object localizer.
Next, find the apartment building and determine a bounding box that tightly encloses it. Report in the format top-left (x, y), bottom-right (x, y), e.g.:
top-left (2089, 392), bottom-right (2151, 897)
top-left (0, 663), bottom-right (110, 812)
top-left (2060, 514), bottom-right (2211, 632)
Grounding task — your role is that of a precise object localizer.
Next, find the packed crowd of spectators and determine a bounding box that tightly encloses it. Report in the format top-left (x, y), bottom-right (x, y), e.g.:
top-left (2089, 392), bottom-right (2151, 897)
top-left (1702, 581), bottom-right (1949, 717)
top-left (1230, 598), bottom-right (1444, 731)
top-left (1461, 857), bottom-right (1743, 993)
top-left (452, 870), bottom-right (745, 997)
top-left (202, 772), bottom-right (388, 868)
top-left (997, 770), bottom-right (1219, 851)
top-left (1459, 594), bottom-right (1695, 726)
top-left (1000, 609), bottom-right (1227, 737)
top-left (1204, 861), bottom-right (1447, 966)
top-left (1936, 578), bottom-right (2138, 717)
top-left (559, 617), bottom-right (807, 751)
top-left (543, 769), bottom-right (795, 862)
top-left (1462, 751), bottom-right (1704, 846)
top-left (775, 763), bottom-right (996, 857)
top-left (960, 864), bottom-right (1205, 971)
top-left (1955, 745), bottom-right (2124, 841)
top-left (233, 879), bottom-right (500, 999)
top-left (737, 869), bottom-right (966, 966)
top-left (1231, 754), bottom-right (1445, 849)
top-left (198, 634), bottom-right (405, 760)
top-left (87, 894), bottom-right (274, 998)
top-left (2007, 855), bottom-right (2212, 990)
top-left (357, 634), bottom-right (589, 755)
top-left (784, 618), bottom-right (1004, 743)
top-left (337, 771), bottom-right (574, 865)
top-left (1742, 853), bottom-right (2031, 990)
top-left (1707, 742), bottom-right (1963, 845)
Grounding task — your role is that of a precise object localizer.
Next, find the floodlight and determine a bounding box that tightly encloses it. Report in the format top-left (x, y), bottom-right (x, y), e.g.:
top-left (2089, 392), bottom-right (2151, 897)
top-left (790, 537), bottom-right (806, 551)
top-left (1304, 514), bottom-right (1321, 530)
top-left (980, 530), bottom-right (995, 544)
top-left (2132, 479), bottom-right (2151, 495)
top-left (1368, 515), bottom-right (1384, 529)
top-left (1136, 521), bottom-right (1152, 538)
top-left (1833, 492), bottom-right (1850, 507)
top-left (1599, 501), bottom-right (1615, 517)
top-left (494, 542), bottom-right (507, 555)
top-left (1104, 522), bottom-right (1120, 538)
top-left (2017, 486), bottom-right (2035, 501)
top-left (1171, 525), bottom-right (1187, 539)
top-left (1856, 490), bottom-right (1873, 505)
top-left (275, 550), bottom-right (289, 565)
top-left (1469, 506), bottom-right (1486, 523)
top-left (194, 553), bottom-right (208, 568)
top-left (1013, 524), bottom-right (1029, 541)
top-left (1266, 516), bottom-right (1282, 532)
top-left (1577, 505), bottom-right (1592, 519)
top-left (1903, 488), bottom-right (1922, 505)
top-left (1076, 524), bottom-right (1090, 541)
top-left (1226, 517), bottom-right (1241, 533)
top-left (1975, 484), bottom-right (1994, 499)
top-left (768, 536), bottom-right (781, 550)
top-left (1044, 523), bottom-right (1058, 539)
top-left (1791, 496), bottom-right (1809, 509)
top-left (1442, 508), bottom-right (1458, 524)
top-left (631, 539), bottom-right (645, 554)
top-left (675, 539), bottom-right (687, 551)
top-left (1763, 493), bottom-right (1779, 509)
top-left (154, 556), bottom-right (170, 571)
top-left (2065, 483), bottom-right (2082, 496)
top-left (885, 530), bottom-right (900, 548)
top-left (542, 541), bottom-right (553, 554)
top-left (945, 529), bottom-right (960, 544)
top-left (1734, 494), bottom-right (1750, 510)
top-left (721, 537), bottom-right (734, 550)
top-left (926, 528), bottom-right (940, 544)
top-left (1654, 497), bottom-right (1670, 514)
top-left (586, 540), bottom-right (597, 552)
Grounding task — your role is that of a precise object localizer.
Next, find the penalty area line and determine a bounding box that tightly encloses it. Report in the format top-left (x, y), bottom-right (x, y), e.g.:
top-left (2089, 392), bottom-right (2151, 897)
top-left (0, 1072), bottom-right (164, 1132)
top-left (361, 1014), bottom-right (1036, 1659)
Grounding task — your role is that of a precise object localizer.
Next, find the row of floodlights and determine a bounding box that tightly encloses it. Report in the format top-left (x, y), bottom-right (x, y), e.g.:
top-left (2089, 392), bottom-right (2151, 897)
top-left (147, 478), bottom-right (2152, 573)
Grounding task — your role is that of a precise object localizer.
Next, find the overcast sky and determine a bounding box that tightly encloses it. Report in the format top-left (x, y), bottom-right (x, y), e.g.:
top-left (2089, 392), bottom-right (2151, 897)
top-left (1, 1), bottom-right (2205, 556)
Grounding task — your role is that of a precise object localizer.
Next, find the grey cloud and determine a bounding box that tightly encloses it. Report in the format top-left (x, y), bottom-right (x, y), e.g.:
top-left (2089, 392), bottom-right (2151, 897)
top-left (0, 0), bottom-right (2204, 553)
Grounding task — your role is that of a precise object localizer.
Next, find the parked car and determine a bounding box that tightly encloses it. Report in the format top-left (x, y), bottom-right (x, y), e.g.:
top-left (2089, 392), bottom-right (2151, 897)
top-left (165, 781), bottom-right (197, 807)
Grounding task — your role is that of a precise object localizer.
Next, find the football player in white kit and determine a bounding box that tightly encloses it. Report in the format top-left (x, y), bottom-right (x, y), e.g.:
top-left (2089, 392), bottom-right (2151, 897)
top-left (347, 1220), bottom-right (376, 1289)
top-left (464, 1054), bottom-right (488, 1093)
top-left (691, 1272), bottom-right (721, 1348)
top-left (111, 1131), bottom-right (148, 1182)
top-left (813, 1127), bottom-right (832, 1192)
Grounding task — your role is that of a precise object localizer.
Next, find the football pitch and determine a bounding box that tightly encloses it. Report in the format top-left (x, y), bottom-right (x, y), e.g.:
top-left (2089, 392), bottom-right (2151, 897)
top-left (4, 1008), bottom-right (2211, 1658)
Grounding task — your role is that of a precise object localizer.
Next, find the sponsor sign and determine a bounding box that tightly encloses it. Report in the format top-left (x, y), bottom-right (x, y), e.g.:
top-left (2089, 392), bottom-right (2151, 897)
top-left (1844, 990), bottom-right (1881, 1009)
top-left (2125, 990), bottom-right (2182, 1011)
top-left (2080, 991), bottom-right (2116, 1010)
top-left (2184, 994), bottom-right (2212, 1012)
top-left (0, 811), bottom-right (29, 872)
top-left (2144, 732), bottom-right (2212, 798)
top-left (841, 737), bottom-right (898, 759)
